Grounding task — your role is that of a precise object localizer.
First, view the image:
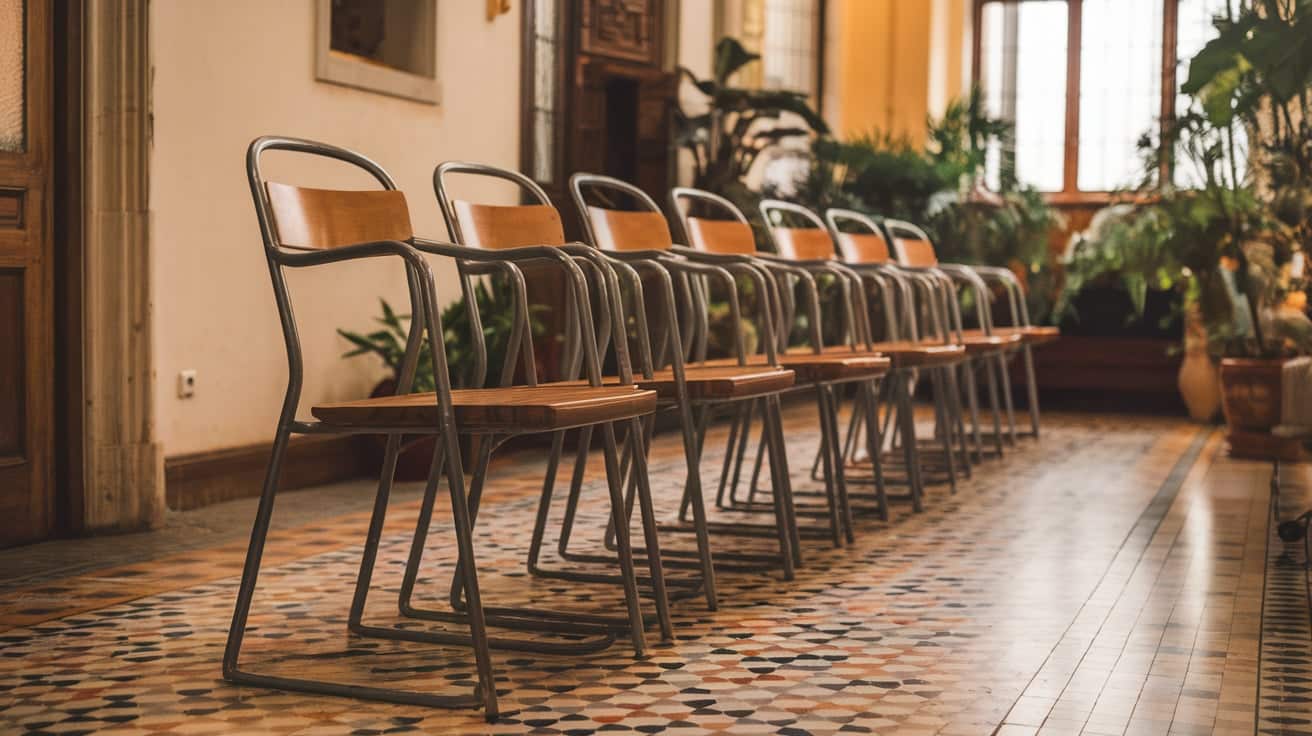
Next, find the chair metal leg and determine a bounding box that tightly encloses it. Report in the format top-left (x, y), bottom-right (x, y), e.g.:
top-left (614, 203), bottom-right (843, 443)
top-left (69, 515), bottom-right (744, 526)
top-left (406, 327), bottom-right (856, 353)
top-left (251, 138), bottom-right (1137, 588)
top-left (726, 399), bottom-right (759, 505)
top-left (224, 425), bottom-right (497, 718)
top-left (1021, 344), bottom-right (1041, 438)
top-left (930, 369), bottom-right (958, 493)
top-left (716, 402), bottom-right (748, 508)
top-left (892, 373), bottom-right (925, 512)
top-left (860, 380), bottom-right (890, 520)
top-left (525, 431), bottom-right (568, 578)
top-left (813, 385), bottom-right (844, 547)
top-left (762, 395), bottom-right (799, 579)
top-left (820, 384), bottom-right (856, 543)
top-left (558, 427), bottom-right (594, 559)
top-left (597, 421), bottom-right (650, 655)
top-left (399, 433), bottom-right (629, 653)
top-left (961, 361), bottom-right (984, 462)
top-left (677, 406), bottom-right (712, 522)
top-left (622, 416), bottom-right (678, 633)
top-left (943, 364), bottom-right (972, 480)
top-left (997, 353), bottom-right (1018, 446)
top-left (666, 397), bottom-right (721, 610)
top-left (397, 443), bottom-right (446, 614)
top-left (983, 355), bottom-right (1006, 458)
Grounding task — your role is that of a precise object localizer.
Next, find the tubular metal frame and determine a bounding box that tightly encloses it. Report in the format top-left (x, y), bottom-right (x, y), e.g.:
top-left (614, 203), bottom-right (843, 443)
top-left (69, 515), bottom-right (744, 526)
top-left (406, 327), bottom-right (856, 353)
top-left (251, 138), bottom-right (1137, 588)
top-left (564, 173), bottom-right (806, 581)
top-left (663, 188), bottom-right (890, 536)
top-left (227, 136), bottom-right (498, 719)
top-left (757, 199), bottom-right (966, 507)
top-left (883, 217), bottom-right (1018, 453)
top-left (395, 160), bottom-right (676, 644)
top-left (826, 209), bottom-right (1008, 469)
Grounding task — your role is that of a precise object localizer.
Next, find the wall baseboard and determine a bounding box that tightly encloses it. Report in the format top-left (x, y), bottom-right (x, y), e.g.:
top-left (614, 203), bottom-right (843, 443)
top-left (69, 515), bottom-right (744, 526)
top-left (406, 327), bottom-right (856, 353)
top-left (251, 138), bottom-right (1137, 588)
top-left (165, 435), bottom-right (370, 511)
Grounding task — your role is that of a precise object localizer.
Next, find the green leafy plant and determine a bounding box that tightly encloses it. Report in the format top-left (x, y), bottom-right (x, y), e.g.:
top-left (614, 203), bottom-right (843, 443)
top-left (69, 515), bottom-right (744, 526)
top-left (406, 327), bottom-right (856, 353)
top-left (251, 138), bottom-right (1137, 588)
top-left (676, 37), bottom-right (829, 195)
top-left (338, 276), bottom-right (546, 391)
top-left (1060, 0), bottom-right (1312, 358)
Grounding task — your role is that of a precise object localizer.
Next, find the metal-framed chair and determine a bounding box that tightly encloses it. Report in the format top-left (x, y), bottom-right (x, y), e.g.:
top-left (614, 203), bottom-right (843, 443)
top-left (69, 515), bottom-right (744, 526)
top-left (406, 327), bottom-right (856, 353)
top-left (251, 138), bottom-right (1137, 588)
top-left (659, 188), bottom-right (907, 533)
top-left (225, 137), bottom-right (659, 721)
top-left (569, 173), bottom-right (870, 575)
top-left (387, 160), bottom-right (682, 643)
top-left (753, 198), bottom-right (972, 509)
top-left (883, 218), bottom-right (1056, 439)
top-left (881, 218), bottom-right (1026, 453)
top-left (824, 209), bottom-right (1020, 464)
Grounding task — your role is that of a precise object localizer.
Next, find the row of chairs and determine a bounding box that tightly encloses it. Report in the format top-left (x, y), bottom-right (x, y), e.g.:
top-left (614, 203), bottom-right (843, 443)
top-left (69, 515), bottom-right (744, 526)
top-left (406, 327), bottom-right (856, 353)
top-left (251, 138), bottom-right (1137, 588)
top-left (223, 136), bottom-right (1058, 720)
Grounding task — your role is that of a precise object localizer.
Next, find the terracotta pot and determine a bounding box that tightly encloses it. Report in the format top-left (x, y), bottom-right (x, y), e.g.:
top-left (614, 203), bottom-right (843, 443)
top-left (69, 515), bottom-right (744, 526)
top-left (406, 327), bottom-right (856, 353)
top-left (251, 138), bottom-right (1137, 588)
top-left (1219, 358), bottom-right (1287, 432)
top-left (1177, 306), bottom-right (1221, 422)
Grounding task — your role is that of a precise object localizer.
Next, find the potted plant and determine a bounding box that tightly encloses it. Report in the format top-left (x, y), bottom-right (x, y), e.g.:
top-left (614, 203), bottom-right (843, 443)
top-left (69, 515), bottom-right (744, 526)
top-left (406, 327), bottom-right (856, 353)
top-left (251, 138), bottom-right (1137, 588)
top-left (1179, 0), bottom-right (1312, 454)
top-left (675, 37), bottom-right (828, 250)
top-left (1056, 0), bottom-right (1312, 444)
top-left (338, 277), bottom-right (545, 479)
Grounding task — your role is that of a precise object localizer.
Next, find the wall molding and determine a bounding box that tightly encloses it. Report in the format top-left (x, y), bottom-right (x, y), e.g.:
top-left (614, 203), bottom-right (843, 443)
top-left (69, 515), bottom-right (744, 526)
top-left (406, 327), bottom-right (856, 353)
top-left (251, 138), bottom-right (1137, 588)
top-left (80, 0), bottom-right (162, 531)
top-left (165, 436), bottom-right (370, 512)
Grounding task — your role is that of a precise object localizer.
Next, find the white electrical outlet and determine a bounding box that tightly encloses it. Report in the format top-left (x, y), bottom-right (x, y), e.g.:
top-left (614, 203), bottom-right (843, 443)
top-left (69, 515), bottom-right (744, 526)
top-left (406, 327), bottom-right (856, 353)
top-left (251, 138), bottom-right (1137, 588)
top-left (178, 370), bottom-right (197, 399)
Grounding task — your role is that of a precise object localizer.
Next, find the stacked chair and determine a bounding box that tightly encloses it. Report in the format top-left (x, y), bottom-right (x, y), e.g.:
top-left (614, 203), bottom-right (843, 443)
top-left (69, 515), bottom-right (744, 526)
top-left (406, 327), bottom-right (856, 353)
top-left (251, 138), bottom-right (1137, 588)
top-left (224, 136), bottom-right (1056, 721)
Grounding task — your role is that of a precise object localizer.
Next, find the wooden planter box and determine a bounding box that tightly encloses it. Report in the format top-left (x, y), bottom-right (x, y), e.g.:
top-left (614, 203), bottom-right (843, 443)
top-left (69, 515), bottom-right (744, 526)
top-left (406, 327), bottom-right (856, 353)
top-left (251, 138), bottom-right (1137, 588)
top-left (1219, 357), bottom-right (1305, 460)
top-left (1012, 335), bottom-right (1182, 398)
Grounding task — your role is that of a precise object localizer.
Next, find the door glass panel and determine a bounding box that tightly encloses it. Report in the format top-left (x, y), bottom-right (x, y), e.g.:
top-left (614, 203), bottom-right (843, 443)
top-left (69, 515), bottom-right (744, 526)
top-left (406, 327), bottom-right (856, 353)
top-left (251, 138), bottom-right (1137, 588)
top-left (0, 0), bottom-right (24, 153)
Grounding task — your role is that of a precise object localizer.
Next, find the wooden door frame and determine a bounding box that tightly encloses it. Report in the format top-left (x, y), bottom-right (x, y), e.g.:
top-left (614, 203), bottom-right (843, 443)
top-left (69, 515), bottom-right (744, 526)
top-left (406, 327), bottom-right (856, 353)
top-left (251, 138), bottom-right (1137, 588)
top-left (53, 0), bottom-right (84, 534)
top-left (52, 0), bottom-right (161, 536)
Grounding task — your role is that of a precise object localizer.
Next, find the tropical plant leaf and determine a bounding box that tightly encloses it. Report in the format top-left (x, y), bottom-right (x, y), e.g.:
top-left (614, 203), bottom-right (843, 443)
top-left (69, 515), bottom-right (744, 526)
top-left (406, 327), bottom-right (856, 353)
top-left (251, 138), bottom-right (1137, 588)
top-left (1180, 16), bottom-right (1255, 96)
top-left (713, 37), bottom-right (760, 85)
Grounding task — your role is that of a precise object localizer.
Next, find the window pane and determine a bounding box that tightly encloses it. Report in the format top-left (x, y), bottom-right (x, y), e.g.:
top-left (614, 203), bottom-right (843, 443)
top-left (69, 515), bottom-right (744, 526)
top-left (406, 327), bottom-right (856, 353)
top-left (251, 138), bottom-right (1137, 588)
top-left (1174, 0), bottom-right (1246, 188)
top-left (1077, 0), bottom-right (1163, 191)
top-left (980, 1), bottom-right (1069, 192)
top-left (0, 0), bottom-right (24, 153)
top-left (761, 0), bottom-right (820, 102)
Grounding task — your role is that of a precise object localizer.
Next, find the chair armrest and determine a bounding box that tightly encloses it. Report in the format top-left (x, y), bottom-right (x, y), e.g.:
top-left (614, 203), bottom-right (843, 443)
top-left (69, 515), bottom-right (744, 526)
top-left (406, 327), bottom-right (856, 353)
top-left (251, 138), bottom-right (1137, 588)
top-left (963, 265), bottom-right (1030, 327)
top-left (276, 239), bottom-right (451, 419)
top-left (411, 236), bottom-right (609, 386)
top-left (934, 264), bottom-right (996, 333)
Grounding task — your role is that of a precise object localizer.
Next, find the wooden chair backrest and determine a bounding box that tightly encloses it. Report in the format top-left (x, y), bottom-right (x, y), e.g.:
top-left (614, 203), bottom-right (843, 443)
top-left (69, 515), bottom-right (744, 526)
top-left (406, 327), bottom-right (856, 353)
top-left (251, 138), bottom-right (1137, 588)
top-left (895, 235), bottom-right (938, 267)
top-left (836, 232), bottom-right (892, 264)
top-left (265, 183), bottom-right (413, 250)
top-left (685, 216), bottom-right (757, 255)
top-left (585, 207), bottom-right (673, 251)
top-left (451, 201), bottom-right (566, 248)
top-left (772, 227), bottom-right (835, 261)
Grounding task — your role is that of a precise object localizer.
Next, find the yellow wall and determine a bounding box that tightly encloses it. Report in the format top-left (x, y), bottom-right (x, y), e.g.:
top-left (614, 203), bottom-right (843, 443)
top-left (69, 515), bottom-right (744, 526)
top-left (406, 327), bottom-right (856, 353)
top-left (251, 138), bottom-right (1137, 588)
top-left (830, 0), bottom-right (971, 144)
top-left (150, 0), bottom-right (523, 457)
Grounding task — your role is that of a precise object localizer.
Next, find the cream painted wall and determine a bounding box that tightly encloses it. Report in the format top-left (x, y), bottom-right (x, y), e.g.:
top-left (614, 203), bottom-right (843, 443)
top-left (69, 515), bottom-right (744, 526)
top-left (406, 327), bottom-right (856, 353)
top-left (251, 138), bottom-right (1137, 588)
top-left (150, 0), bottom-right (522, 456)
top-left (829, 0), bottom-right (969, 144)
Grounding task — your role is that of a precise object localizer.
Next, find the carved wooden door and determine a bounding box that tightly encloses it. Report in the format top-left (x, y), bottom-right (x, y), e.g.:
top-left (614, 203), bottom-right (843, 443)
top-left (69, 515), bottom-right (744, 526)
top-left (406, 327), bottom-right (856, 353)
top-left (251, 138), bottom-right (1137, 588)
top-left (0, 0), bottom-right (55, 547)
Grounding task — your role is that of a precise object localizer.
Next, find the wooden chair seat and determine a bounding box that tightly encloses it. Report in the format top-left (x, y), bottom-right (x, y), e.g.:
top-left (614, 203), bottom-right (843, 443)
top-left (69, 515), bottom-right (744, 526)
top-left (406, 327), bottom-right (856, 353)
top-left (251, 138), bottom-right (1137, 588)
top-left (704, 353), bottom-right (891, 384)
top-left (645, 364), bottom-right (796, 400)
top-left (832, 342), bottom-right (967, 367)
top-left (773, 352), bottom-right (892, 382)
top-left (955, 331), bottom-right (1024, 355)
top-left (312, 385), bottom-right (658, 432)
top-left (561, 365), bottom-right (797, 401)
top-left (962, 326), bottom-right (1060, 346)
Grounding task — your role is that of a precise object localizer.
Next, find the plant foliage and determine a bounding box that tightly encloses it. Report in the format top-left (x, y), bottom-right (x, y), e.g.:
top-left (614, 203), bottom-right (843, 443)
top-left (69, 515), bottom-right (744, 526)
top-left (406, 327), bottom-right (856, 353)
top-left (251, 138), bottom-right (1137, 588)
top-left (338, 276), bottom-right (545, 391)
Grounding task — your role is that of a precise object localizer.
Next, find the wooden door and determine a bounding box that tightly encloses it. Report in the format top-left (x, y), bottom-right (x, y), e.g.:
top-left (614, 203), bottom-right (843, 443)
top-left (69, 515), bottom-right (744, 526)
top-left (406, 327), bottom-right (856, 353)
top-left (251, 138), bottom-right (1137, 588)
top-left (0, 0), bottom-right (55, 547)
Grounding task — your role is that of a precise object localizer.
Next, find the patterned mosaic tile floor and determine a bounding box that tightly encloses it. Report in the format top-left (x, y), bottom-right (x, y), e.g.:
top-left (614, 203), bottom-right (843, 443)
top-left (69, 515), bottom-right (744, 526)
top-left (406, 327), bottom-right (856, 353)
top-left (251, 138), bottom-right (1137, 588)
top-left (0, 409), bottom-right (1306, 735)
